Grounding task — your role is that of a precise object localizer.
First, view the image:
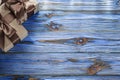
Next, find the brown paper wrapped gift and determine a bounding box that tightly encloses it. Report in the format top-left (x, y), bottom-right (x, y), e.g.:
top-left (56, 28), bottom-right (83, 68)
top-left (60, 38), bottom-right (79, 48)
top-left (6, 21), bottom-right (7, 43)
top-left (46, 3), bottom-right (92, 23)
top-left (0, 3), bottom-right (28, 52)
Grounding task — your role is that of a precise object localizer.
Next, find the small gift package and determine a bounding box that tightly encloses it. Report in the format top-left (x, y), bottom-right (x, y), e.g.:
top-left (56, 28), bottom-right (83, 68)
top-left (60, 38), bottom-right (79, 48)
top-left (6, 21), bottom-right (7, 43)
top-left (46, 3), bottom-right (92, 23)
top-left (0, 3), bottom-right (28, 52)
top-left (25, 0), bottom-right (39, 17)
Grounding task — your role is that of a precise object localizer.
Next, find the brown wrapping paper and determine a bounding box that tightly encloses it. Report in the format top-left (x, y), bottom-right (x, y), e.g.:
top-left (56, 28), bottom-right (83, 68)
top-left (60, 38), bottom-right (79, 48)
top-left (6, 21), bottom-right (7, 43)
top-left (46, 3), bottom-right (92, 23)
top-left (0, 3), bottom-right (28, 52)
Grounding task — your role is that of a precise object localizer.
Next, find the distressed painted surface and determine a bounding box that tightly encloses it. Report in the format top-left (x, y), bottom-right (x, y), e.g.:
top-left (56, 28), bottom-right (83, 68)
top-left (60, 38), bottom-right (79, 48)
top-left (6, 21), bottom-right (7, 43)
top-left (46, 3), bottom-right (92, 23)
top-left (0, 76), bottom-right (120, 80)
top-left (0, 0), bottom-right (120, 79)
top-left (0, 53), bottom-right (120, 75)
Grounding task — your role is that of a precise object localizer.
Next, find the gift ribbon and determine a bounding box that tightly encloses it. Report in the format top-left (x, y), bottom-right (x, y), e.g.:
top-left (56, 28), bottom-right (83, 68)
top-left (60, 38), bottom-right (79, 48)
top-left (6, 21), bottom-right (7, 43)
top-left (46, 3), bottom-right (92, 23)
top-left (0, 15), bottom-right (20, 51)
top-left (5, 0), bottom-right (28, 23)
top-left (26, 5), bottom-right (36, 17)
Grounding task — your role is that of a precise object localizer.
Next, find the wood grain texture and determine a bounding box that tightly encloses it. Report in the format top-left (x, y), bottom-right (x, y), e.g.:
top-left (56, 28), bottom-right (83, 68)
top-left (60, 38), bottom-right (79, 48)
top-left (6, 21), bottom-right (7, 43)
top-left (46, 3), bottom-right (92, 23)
top-left (0, 0), bottom-right (120, 77)
top-left (0, 75), bottom-right (120, 80)
top-left (0, 53), bottom-right (120, 75)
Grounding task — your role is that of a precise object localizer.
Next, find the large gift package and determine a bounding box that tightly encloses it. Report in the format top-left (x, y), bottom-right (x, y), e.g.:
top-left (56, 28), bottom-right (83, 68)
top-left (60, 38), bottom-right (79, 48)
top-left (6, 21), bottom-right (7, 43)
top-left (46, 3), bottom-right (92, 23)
top-left (0, 0), bottom-right (39, 52)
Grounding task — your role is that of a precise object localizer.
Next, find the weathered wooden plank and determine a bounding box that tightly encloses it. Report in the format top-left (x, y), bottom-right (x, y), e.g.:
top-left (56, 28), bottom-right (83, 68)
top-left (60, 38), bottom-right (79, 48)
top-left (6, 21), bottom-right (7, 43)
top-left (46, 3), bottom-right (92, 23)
top-left (24, 14), bottom-right (120, 33)
top-left (35, 76), bottom-right (120, 80)
top-left (3, 36), bottom-right (119, 53)
top-left (0, 75), bottom-right (36, 80)
top-left (26, 31), bottom-right (120, 40)
top-left (7, 43), bottom-right (120, 53)
top-left (33, 76), bottom-right (120, 80)
top-left (23, 7), bottom-right (120, 40)
top-left (0, 75), bottom-right (120, 80)
top-left (0, 53), bottom-right (120, 75)
top-left (38, 0), bottom-right (120, 11)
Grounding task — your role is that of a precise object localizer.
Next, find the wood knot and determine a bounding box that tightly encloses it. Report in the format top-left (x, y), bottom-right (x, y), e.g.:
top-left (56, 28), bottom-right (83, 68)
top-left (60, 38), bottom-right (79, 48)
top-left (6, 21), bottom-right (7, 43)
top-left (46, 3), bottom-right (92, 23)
top-left (46, 21), bottom-right (62, 31)
top-left (45, 13), bottom-right (55, 18)
top-left (87, 59), bottom-right (111, 75)
top-left (68, 58), bottom-right (79, 62)
top-left (75, 38), bottom-right (89, 45)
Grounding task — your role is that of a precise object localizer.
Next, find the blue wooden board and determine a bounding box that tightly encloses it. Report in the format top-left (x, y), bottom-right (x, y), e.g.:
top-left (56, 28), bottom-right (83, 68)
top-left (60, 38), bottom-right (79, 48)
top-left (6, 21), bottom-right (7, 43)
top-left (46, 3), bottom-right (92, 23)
top-left (0, 0), bottom-right (120, 79)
